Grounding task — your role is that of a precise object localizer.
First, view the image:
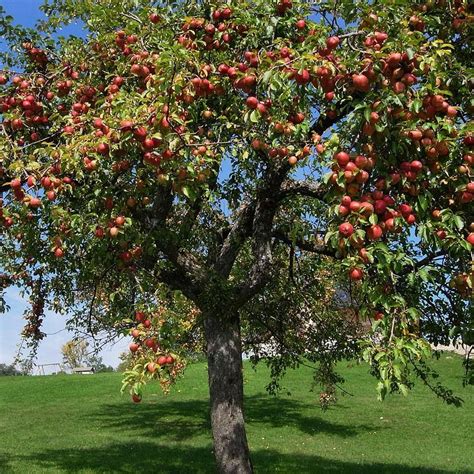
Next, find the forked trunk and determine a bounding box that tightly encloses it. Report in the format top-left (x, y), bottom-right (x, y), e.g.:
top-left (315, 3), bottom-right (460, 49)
top-left (203, 311), bottom-right (253, 474)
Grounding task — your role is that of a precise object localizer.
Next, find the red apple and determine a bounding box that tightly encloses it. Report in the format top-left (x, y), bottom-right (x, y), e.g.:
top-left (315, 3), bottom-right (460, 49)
top-left (339, 222), bottom-right (354, 237)
top-left (132, 394), bottom-right (142, 403)
top-left (147, 362), bottom-right (156, 373)
top-left (349, 267), bottom-right (364, 281)
top-left (157, 356), bottom-right (167, 366)
top-left (335, 151), bottom-right (350, 167)
top-left (352, 74), bottom-right (369, 92)
top-left (246, 96), bottom-right (259, 109)
top-left (367, 225), bottom-right (383, 241)
top-left (326, 36), bottom-right (340, 49)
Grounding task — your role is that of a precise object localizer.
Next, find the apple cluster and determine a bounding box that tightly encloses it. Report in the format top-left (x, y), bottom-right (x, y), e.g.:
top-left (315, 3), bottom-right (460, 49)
top-left (126, 310), bottom-right (183, 403)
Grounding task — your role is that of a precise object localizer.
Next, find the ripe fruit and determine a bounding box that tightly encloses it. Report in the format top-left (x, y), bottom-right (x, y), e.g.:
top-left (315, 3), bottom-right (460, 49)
top-left (374, 312), bottom-right (384, 321)
top-left (467, 233), bottom-right (474, 246)
top-left (326, 36), bottom-right (340, 49)
top-left (335, 151), bottom-right (350, 167)
top-left (165, 356), bottom-right (174, 365)
top-left (54, 247), bottom-right (64, 258)
top-left (410, 160), bottom-right (423, 172)
top-left (135, 311), bottom-right (145, 322)
top-left (95, 227), bottom-right (105, 238)
top-left (341, 196), bottom-right (352, 207)
top-left (296, 19), bottom-right (306, 29)
top-left (132, 394), bottom-right (142, 403)
top-left (115, 215), bottom-right (125, 226)
top-left (367, 225), bottom-right (383, 241)
top-left (149, 13), bottom-right (160, 23)
top-left (131, 329), bottom-right (140, 338)
top-left (147, 362), bottom-right (156, 373)
top-left (352, 74), bottom-right (369, 92)
top-left (129, 342), bottom-right (139, 353)
top-left (28, 197), bottom-right (41, 208)
top-left (349, 267), bottom-right (364, 281)
top-left (349, 201), bottom-right (361, 212)
top-left (144, 338), bottom-right (155, 348)
top-left (97, 143), bottom-right (109, 155)
top-left (10, 178), bottom-right (21, 189)
top-left (157, 356), bottom-right (167, 366)
top-left (339, 222), bottom-right (354, 237)
top-left (399, 204), bottom-right (412, 216)
top-left (339, 205), bottom-right (350, 216)
top-left (374, 200), bottom-right (387, 215)
top-left (246, 96), bottom-right (259, 109)
top-left (92, 118), bottom-right (104, 129)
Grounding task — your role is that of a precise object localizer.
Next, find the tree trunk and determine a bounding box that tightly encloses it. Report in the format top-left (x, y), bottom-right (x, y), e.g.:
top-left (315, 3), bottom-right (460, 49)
top-left (203, 310), bottom-right (253, 474)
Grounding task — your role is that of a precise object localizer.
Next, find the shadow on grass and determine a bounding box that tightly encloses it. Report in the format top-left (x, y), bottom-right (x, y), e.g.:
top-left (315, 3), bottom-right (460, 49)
top-left (11, 443), bottom-right (461, 474)
top-left (85, 395), bottom-right (377, 442)
top-left (9, 395), bottom-right (464, 473)
top-left (0, 454), bottom-right (14, 473)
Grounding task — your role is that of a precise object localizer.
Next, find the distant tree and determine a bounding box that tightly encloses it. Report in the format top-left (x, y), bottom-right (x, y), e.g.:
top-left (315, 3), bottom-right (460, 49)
top-left (116, 351), bottom-right (133, 373)
top-left (0, 363), bottom-right (23, 376)
top-left (61, 338), bottom-right (89, 369)
top-left (88, 354), bottom-right (114, 372)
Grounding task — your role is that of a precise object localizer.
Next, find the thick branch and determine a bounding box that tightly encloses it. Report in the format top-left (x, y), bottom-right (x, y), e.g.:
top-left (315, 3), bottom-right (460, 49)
top-left (273, 229), bottom-right (336, 258)
top-left (279, 179), bottom-right (325, 200)
top-left (214, 201), bottom-right (256, 278)
top-left (235, 162), bottom-right (291, 304)
top-left (310, 101), bottom-right (357, 138)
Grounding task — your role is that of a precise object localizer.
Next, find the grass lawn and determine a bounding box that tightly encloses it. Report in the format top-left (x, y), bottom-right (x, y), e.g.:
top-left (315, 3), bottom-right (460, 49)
top-left (0, 354), bottom-right (472, 473)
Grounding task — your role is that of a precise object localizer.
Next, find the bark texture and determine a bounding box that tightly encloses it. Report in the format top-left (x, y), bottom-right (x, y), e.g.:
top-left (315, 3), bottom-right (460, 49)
top-left (204, 311), bottom-right (253, 474)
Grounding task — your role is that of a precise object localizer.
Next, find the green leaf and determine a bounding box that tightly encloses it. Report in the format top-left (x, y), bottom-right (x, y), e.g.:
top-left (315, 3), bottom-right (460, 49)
top-left (417, 194), bottom-right (428, 212)
top-left (453, 215), bottom-right (464, 230)
top-left (182, 186), bottom-right (197, 201)
top-left (250, 110), bottom-right (260, 123)
top-left (407, 307), bottom-right (420, 320)
top-left (411, 98), bottom-right (422, 113)
top-left (398, 383), bottom-right (409, 396)
top-left (261, 70), bottom-right (273, 84)
top-left (363, 108), bottom-right (371, 123)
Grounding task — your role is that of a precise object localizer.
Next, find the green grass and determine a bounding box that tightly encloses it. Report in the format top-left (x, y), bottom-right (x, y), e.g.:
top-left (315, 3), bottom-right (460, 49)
top-left (0, 354), bottom-right (473, 473)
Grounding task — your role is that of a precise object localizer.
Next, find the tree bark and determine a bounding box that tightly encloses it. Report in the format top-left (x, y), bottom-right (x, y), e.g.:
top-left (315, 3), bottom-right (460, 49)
top-left (203, 310), bottom-right (253, 474)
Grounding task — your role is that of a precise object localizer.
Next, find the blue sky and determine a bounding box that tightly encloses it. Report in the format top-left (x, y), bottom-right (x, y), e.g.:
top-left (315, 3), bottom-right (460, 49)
top-left (0, 0), bottom-right (129, 370)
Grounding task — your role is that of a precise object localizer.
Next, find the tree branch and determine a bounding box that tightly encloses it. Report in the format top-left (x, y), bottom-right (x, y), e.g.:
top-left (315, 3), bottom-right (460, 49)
top-left (273, 229), bottom-right (336, 257)
top-left (235, 161), bottom-right (291, 304)
top-left (214, 200), bottom-right (256, 278)
top-left (279, 179), bottom-right (326, 200)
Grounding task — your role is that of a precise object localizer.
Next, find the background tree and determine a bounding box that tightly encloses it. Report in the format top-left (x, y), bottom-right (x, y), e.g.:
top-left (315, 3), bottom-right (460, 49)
top-left (0, 0), bottom-right (472, 472)
top-left (116, 351), bottom-right (133, 373)
top-left (0, 363), bottom-right (25, 376)
top-left (61, 338), bottom-right (90, 369)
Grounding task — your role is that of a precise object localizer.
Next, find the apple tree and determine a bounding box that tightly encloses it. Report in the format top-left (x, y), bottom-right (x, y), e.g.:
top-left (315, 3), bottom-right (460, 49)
top-left (0, 0), bottom-right (473, 472)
